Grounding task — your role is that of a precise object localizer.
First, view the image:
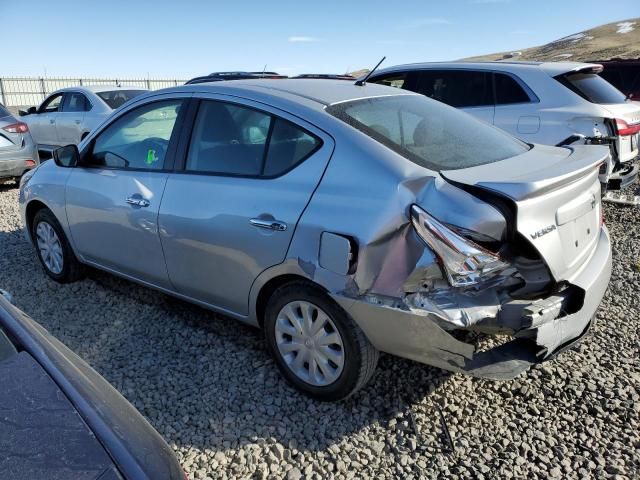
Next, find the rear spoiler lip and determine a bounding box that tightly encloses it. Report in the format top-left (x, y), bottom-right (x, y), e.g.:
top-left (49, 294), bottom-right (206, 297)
top-left (441, 146), bottom-right (609, 202)
top-left (549, 63), bottom-right (604, 78)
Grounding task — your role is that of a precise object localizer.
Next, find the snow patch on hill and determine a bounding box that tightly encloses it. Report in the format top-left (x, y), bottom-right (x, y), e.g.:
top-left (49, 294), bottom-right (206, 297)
top-left (617, 22), bottom-right (636, 34)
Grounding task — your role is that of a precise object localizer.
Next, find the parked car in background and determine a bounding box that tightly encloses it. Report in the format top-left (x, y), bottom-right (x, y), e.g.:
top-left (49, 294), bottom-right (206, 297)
top-left (0, 103), bottom-right (39, 186)
top-left (595, 58), bottom-right (640, 101)
top-left (368, 61), bottom-right (640, 192)
top-left (0, 291), bottom-right (184, 479)
top-left (186, 71), bottom-right (287, 85)
top-left (20, 80), bottom-right (611, 401)
top-left (19, 86), bottom-right (148, 148)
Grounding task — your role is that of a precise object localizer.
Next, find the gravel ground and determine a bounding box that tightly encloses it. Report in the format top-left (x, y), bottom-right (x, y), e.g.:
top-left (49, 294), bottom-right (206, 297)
top-left (0, 184), bottom-right (638, 479)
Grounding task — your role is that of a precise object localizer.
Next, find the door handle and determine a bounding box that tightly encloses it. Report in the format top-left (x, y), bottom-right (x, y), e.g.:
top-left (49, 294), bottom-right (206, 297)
top-left (126, 196), bottom-right (150, 207)
top-left (249, 218), bottom-right (287, 231)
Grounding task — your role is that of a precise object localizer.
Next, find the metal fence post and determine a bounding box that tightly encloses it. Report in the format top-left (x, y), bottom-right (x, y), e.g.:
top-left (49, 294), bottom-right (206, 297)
top-left (0, 79), bottom-right (6, 106)
top-left (40, 77), bottom-right (47, 101)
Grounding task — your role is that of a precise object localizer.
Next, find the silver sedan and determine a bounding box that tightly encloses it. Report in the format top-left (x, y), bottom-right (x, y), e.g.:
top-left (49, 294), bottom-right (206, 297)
top-left (20, 85), bottom-right (148, 148)
top-left (19, 80), bottom-right (612, 400)
top-left (0, 103), bottom-right (39, 185)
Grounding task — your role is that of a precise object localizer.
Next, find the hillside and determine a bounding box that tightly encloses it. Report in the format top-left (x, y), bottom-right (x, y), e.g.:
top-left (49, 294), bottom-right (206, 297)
top-left (464, 18), bottom-right (640, 62)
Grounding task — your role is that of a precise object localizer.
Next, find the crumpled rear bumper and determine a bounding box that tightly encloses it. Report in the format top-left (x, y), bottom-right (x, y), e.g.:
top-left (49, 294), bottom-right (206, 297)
top-left (332, 227), bottom-right (612, 380)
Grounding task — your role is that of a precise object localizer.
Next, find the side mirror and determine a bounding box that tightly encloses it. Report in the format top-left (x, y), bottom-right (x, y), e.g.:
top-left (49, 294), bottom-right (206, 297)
top-left (28, 106), bottom-right (37, 115)
top-left (53, 144), bottom-right (79, 168)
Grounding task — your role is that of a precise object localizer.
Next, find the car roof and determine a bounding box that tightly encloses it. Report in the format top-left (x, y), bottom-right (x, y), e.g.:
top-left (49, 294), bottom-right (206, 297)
top-left (54, 85), bottom-right (149, 94)
top-left (171, 78), bottom-right (418, 106)
top-left (371, 61), bottom-right (604, 78)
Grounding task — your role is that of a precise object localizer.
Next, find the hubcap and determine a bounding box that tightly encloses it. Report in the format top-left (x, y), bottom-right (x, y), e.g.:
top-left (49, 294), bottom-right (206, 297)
top-left (274, 300), bottom-right (345, 387)
top-left (35, 221), bottom-right (63, 274)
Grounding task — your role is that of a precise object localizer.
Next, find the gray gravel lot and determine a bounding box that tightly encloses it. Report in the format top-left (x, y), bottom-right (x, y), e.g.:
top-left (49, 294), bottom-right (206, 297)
top-left (0, 184), bottom-right (638, 479)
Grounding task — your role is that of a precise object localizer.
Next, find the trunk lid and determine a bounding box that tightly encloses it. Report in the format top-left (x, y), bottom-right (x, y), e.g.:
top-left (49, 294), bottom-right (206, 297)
top-left (441, 144), bottom-right (607, 283)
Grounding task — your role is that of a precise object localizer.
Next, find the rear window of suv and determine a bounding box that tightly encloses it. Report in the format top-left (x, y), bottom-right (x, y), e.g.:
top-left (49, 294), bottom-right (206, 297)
top-left (327, 94), bottom-right (529, 171)
top-left (556, 73), bottom-right (627, 104)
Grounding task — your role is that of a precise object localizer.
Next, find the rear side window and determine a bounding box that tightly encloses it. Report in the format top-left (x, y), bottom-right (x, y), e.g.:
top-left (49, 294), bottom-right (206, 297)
top-left (327, 94), bottom-right (529, 171)
top-left (186, 100), bottom-right (321, 177)
top-left (413, 70), bottom-right (492, 108)
top-left (494, 73), bottom-right (531, 105)
top-left (0, 104), bottom-right (10, 118)
top-left (63, 92), bottom-right (91, 112)
top-left (370, 72), bottom-right (408, 89)
top-left (556, 73), bottom-right (627, 104)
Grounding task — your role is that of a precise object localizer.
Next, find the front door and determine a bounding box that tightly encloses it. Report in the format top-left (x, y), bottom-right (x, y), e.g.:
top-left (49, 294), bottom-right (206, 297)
top-left (28, 93), bottom-right (64, 145)
top-left (158, 97), bottom-right (333, 315)
top-left (65, 98), bottom-right (186, 288)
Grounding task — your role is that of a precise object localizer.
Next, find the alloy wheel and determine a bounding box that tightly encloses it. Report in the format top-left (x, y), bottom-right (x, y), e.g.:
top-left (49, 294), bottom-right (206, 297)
top-left (36, 221), bottom-right (64, 274)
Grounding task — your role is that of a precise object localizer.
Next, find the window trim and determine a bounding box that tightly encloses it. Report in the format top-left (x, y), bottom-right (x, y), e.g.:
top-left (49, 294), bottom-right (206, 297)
top-left (492, 71), bottom-right (540, 107)
top-left (174, 98), bottom-right (323, 180)
top-left (78, 98), bottom-right (188, 173)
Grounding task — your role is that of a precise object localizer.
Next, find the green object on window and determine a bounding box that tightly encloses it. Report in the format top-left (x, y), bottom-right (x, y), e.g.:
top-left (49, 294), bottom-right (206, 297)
top-left (146, 149), bottom-right (157, 165)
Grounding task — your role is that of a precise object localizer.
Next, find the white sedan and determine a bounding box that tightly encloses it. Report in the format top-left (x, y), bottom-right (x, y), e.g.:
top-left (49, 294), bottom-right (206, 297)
top-left (20, 85), bottom-right (148, 147)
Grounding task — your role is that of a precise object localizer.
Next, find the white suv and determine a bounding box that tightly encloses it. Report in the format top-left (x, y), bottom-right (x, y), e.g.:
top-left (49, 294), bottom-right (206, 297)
top-left (369, 61), bottom-right (640, 192)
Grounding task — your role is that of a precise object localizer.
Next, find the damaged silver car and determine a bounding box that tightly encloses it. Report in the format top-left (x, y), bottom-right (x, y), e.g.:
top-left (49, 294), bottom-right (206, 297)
top-left (19, 80), bottom-right (612, 400)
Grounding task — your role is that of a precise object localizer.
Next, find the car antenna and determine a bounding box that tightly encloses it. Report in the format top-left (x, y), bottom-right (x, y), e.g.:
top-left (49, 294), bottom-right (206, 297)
top-left (262, 64), bottom-right (267, 77)
top-left (355, 56), bottom-right (386, 86)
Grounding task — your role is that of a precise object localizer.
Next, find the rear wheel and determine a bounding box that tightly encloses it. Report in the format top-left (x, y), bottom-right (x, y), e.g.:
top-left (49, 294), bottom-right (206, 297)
top-left (32, 209), bottom-right (84, 283)
top-left (264, 281), bottom-right (379, 401)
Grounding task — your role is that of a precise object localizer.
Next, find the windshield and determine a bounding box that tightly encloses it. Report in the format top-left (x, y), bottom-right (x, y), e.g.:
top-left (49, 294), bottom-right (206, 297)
top-left (326, 94), bottom-right (530, 171)
top-left (97, 90), bottom-right (147, 109)
top-left (557, 73), bottom-right (627, 104)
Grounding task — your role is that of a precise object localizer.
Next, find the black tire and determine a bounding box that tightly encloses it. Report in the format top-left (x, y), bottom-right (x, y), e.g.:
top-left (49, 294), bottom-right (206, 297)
top-left (264, 280), bottom-right (379, 401)
top-left (31, 208), bottom-right (84, 283)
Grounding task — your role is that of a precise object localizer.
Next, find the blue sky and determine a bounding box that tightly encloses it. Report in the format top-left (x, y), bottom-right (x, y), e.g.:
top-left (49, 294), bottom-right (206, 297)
top-left (2, 0), bottom-right (638, 78)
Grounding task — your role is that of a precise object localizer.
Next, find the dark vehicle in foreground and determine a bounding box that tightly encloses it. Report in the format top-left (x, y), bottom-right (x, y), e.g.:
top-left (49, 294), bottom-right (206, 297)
top-left (0, 103), bottom-right (39, 186)
top-left (21, 80), bottom-right (611, 401)
top-left (0, 292), bottom-right (184, 480)
top-left (185, 71), bottom-right (287, 85)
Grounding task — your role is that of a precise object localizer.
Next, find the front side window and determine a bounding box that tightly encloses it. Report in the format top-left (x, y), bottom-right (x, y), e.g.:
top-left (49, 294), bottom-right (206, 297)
top-left (40, 94), bottom-right (63, 113)
top-left (327, 94), bottom-right (529, 171)
top-left (63, 92), bottom-right (90, 112)
top-left (187, 100), bottom-right (321, 177)
top-left (97, 90), bottom-right (147, 110)
top-left (89, 100), bottom-right (182, 170)
top-left (494, 73), bottom-right (531, 105)
top-left (413, 70), bottom-right (493, 108)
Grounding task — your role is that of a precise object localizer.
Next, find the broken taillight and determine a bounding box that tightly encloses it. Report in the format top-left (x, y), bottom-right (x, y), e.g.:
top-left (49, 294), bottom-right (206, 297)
top-left (615, 118), bottom-right (640, 136)
top-left (410, 205), bottom-right (510, 287)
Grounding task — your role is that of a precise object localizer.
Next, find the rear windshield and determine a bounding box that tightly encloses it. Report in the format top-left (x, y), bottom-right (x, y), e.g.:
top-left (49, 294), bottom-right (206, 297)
top-left (556, 73), bottom-right (627, 104)
top-left (326, 95), bottom-right (529, 171)
top-left (97, 90), bottom-right (147, 109)
top-left (0, 104), bottom-right (10, 118)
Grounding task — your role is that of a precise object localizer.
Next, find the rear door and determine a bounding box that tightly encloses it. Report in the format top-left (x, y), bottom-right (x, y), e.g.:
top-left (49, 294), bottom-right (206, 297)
top-left (57, 91), bottom-right (89, 144)
top-left (65, 96), bottom-right (189, 288)
top-left (159, 95), bottom-right (334, 315)
top-left (492, 72), bottom-right (541, 140)
top-left (412, 69), bottom-right (495, 124)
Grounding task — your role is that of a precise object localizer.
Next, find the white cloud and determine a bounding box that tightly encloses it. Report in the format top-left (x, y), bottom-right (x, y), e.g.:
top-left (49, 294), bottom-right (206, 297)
top-left (287, 36), bottom-right (320, 43)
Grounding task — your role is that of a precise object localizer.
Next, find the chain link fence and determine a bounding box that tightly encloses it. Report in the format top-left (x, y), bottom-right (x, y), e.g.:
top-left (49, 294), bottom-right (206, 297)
top-left (0, 77), bottom-right (188, 113)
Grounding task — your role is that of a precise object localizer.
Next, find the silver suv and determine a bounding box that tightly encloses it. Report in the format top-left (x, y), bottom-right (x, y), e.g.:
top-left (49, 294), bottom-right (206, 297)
top-left (369, 61), bottom-right (640, 193)
top-left (20, 80), bottom-right (611, 400)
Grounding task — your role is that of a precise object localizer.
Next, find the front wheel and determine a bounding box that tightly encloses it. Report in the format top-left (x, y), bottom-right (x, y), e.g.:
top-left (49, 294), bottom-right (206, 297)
top-left (32, 209), bottom-right (84, 283)
top-left (264, 281), bottom-right (379, 401)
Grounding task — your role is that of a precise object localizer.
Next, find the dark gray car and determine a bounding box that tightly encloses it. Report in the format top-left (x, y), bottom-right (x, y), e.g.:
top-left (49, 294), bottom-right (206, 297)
top-left (0, 103), bottom-right (39, 185)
